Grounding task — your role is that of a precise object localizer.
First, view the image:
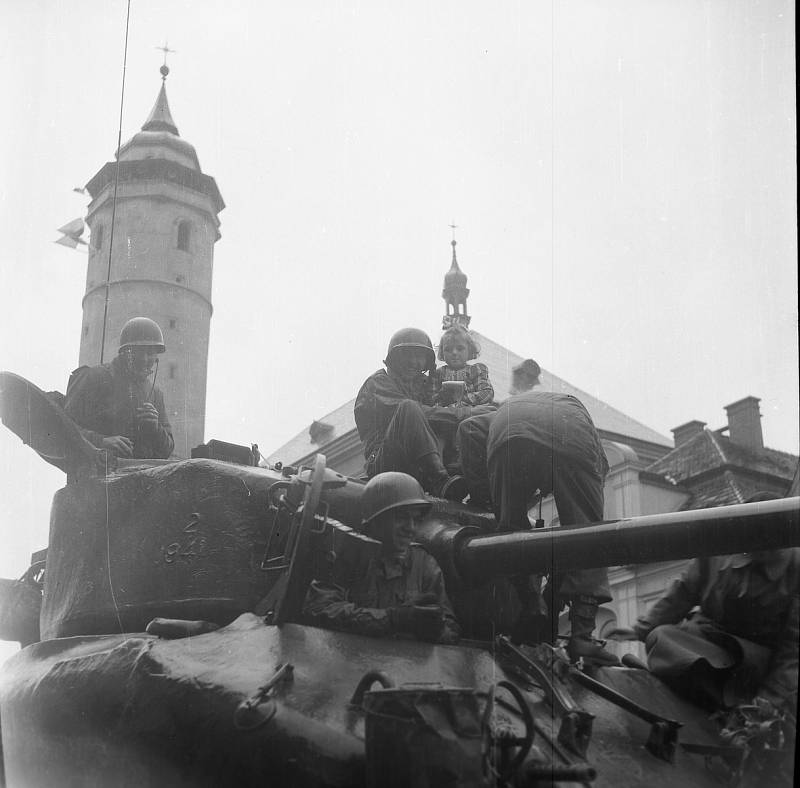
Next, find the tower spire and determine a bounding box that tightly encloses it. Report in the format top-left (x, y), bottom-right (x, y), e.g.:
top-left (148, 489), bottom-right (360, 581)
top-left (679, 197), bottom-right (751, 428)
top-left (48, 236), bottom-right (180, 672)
top-left (142, 58), bottom-right (179, 135)
top-left (441, 228), bottom-right (470, 329)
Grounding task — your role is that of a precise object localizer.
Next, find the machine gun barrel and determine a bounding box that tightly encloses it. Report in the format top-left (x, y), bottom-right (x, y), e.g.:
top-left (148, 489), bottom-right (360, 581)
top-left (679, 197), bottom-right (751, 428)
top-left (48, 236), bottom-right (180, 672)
top-left (428, 497), bottom-right (800, 584)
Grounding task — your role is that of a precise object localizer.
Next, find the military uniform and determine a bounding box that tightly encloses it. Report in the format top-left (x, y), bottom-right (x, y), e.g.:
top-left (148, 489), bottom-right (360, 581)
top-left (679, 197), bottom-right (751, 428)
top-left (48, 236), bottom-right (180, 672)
top-left (65, 356), bottom-right (174, 459)
top-left (303, 545), bottom-right (460, 643)
top-left (354, 368), bottom-right (484, 482)
top-left (458, 391), bottom-right (610, 602)
top-left (636, 550), bottom-right (800, 711)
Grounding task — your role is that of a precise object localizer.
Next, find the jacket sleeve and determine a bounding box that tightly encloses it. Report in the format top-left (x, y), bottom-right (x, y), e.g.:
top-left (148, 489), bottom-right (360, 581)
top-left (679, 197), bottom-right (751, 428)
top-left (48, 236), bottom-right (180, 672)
top-left (303, 580), bottom-right (395, 638)
top-left (635, 559), bottom-right (703, 640)
top-left (757, 593), bottom-right (799, 710)
top-left (64, 366), bottom-right (109, 448)
top-left (463, 363), bottom-right (495, 406)
top-left (151, 389), bottom-right (174, 459)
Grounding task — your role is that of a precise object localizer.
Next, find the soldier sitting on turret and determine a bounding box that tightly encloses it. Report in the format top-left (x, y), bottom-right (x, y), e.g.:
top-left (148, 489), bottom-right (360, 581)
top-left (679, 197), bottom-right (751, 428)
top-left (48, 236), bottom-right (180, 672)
top-left (64, 317), bottom-right (174, 460)
top-left (354, 327), bottom-right (492, 502)
top-left (610, 493), bottom-right (799, 715)
top-left (303, 472), bottom-right (460, 643)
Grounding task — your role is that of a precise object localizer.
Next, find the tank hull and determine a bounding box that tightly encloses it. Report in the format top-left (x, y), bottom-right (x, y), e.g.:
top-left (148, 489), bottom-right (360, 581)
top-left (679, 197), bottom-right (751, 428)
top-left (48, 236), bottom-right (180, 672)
top-left (0, 615), bottom-right (770, 788)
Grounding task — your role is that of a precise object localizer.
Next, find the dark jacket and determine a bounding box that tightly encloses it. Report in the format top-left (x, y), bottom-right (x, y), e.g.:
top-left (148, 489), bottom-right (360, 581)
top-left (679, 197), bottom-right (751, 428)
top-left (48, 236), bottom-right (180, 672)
top-left (487, 391), bottom-right (608, 478)
top-left (64, 356), bottom-right (174, 459)
top-left (354, 368), bottom-right (484, 460)
top-left (303, 545), bottom-right (460, 643)
top-left (636, 550), bottom-right (800, 709)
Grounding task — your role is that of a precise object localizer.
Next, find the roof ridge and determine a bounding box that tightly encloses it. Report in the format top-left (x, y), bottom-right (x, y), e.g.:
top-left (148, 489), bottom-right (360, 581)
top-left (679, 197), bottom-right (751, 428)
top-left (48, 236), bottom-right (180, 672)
top-left (722, 469), bottom-right (746, 503)
top-left (472, 330), bottom-right (671, 446)
top-left (706, 428), bottom-right (729, 464)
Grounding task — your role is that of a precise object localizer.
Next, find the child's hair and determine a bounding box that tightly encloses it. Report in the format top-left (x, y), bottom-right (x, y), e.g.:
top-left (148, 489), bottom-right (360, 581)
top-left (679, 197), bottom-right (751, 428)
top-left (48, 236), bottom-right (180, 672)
top-left (437, 324), bottom-right (480, 362)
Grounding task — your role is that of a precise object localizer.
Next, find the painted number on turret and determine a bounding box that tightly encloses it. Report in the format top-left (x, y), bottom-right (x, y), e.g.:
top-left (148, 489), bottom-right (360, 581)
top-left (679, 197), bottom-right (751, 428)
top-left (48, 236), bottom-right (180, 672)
top-left (163, 512), bottom-right (208, 564)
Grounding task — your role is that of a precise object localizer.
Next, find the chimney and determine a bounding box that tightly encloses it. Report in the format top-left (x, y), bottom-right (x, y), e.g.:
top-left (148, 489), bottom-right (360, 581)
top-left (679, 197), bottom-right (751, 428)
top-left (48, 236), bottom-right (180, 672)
top-left (671, 420), bottom-right (707, 447)
top-left (724, 396), bottom-right (763, 451)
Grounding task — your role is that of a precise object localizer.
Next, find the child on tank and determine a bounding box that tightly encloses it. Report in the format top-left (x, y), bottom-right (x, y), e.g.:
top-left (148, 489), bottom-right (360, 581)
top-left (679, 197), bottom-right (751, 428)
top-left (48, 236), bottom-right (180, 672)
top-left (432, 324), bottom-right (495, 407)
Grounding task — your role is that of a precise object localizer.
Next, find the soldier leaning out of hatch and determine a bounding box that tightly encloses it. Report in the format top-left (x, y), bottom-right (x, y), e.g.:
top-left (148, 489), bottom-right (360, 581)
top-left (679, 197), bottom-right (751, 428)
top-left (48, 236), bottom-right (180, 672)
top-left (65, 317), bottom-right (174, 460)
top-left (610, 492), bottom-right (799, 715)
top-left (354, 327), bottom-right (494, 502)
top-left (303, 472), bottom-right (460, 643)
top-left (458, 388), bottom-right (620, 667)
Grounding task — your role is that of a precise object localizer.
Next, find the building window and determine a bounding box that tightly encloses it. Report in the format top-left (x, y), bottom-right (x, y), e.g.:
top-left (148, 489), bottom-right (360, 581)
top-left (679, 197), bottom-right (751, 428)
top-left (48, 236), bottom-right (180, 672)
top-left (169, 363), bottom-right (177, 380)
top-left (177, 221), bottom-right (191, 252)
top-left (83, 325), bottom-right (89, 337)
top-left (175, 275), bottom-right (185, 284)
top-left (92, 225), bottom-right (104, 250)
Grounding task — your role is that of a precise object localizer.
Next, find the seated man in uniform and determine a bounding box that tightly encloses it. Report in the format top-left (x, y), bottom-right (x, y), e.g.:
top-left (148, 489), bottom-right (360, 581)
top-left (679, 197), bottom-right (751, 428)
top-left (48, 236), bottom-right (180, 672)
top-left (303, 472), bottom-right (460, 643)
top-left (612, 493), bottom-right (799, 713)
top-left (65, 317), bottom-right (174, 460)
top-left (457, 390), bottom-right (619, 666)
top-left (354, 327), bottom-right (492, 502)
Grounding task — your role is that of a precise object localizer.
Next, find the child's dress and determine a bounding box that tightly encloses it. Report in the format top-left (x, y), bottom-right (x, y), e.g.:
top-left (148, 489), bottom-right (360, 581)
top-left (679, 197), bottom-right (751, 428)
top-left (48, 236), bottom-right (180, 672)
top-left (432, 363), bottom-right (494, 406)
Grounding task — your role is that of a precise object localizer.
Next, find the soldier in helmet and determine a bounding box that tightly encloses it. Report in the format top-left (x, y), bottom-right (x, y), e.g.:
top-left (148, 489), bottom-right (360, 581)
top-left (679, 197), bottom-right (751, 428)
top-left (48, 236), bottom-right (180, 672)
top-left (303, 472), bottom-right (460, 643)
top-left (64, 317), bottom-right (174, 459)
top-left (354, 327), bottom-right (492, 501)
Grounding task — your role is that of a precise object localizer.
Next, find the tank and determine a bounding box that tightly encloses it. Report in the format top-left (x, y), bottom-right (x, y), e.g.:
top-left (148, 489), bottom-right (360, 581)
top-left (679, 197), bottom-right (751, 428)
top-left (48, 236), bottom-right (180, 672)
top-left (0, 371), bottom-right (797, 787)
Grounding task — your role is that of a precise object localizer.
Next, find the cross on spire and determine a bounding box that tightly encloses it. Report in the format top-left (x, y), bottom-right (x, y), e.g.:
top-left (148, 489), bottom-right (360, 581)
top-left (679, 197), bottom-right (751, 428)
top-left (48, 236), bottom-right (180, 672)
top-left (155, 41), bottom-right (177, 79)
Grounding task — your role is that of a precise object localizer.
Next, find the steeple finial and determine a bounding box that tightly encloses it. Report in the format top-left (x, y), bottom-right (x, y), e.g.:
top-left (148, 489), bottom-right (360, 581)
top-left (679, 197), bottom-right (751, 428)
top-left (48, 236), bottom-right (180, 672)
top-left (142, 49), bottom-right (179, 135)
top-left (155, 41), bottom-right (177, 80)
top-left (442, 226), bottom-right (470, 329)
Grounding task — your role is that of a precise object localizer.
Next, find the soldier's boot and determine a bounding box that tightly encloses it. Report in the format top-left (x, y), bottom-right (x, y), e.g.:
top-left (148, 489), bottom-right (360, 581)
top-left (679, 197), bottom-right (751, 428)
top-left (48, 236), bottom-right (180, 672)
top-left (420, 452), bottom-right (470, 502)
top-left (567, 596), bottom-right (621, 667)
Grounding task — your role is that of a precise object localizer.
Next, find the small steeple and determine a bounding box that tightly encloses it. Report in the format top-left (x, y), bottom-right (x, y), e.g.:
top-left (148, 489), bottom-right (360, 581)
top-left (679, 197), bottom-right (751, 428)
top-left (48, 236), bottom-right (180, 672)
top-left (142, 64), bottom-right (179, 135)
top-left (442, 229), bottom-right (470, 329)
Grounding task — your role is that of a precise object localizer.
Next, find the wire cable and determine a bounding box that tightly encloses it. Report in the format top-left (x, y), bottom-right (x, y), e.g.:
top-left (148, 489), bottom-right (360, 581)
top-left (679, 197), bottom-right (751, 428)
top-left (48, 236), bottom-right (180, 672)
top-left (99, 0), bottom-right (133, 365)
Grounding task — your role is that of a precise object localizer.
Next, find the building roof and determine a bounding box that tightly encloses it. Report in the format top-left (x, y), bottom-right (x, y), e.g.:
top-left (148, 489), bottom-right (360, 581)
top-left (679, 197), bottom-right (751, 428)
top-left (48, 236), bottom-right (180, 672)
top-left (266, 329), bottom-right (672, 467)
top-left (646, 427), bottom-right (798, 509)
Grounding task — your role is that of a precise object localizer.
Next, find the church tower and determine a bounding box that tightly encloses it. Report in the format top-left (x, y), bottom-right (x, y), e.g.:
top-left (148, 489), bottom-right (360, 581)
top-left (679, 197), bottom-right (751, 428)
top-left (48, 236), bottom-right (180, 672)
top-left (81, 64), bottom-right (224, 457)
top-left (441, 238), bottom-right (470, 329)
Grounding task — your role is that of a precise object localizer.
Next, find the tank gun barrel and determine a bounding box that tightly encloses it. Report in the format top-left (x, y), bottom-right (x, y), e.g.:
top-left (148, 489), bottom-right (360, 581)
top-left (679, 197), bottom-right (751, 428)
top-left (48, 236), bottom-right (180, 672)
top-left (419, 497), bottom-right (800, 584)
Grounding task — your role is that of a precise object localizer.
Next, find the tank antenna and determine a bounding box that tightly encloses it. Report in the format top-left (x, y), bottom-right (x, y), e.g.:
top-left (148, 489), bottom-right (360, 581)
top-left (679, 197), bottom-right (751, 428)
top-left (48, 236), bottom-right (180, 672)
top-left (98, 0), bottom-right (133, 364)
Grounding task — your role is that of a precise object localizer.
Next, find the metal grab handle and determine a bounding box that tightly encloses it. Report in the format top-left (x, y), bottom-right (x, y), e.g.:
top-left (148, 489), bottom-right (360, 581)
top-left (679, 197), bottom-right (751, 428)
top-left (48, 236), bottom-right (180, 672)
top-left (349, 671), bottom-right (395, 709)
top-left (233, 662), bottom-right (294, 731)
top-left (490, 679), bottom-right (535, 783)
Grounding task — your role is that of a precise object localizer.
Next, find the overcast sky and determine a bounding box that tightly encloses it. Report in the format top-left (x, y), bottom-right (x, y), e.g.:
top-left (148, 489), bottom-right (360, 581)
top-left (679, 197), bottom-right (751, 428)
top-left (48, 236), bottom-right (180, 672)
top-left (0, 1), bottom-right (796, 660)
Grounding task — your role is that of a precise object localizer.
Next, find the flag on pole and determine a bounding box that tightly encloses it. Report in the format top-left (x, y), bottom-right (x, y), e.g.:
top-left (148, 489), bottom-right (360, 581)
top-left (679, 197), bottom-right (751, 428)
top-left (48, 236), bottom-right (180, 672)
top-left (54, 218), bottom-right (87, 249)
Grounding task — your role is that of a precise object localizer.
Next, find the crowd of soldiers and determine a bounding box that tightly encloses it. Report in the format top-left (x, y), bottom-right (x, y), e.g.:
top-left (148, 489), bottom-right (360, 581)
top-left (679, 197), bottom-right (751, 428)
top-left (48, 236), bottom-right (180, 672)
top-left (64, 318), bottom-right (798, 717)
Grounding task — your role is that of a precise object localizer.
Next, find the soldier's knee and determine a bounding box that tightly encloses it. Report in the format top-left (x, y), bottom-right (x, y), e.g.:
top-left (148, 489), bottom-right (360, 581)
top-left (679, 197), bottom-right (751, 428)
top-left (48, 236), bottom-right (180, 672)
top-left (395, 399), bottom-right (425, 419)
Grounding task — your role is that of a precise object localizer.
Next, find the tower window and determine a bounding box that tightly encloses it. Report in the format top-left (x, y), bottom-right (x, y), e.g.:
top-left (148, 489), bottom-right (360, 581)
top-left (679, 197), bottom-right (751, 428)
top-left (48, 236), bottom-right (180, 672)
top-left (169, 363), bottom-right (177, 380)
top-left (177, 221), bottom-right (191, 252)
top-left (92, 225), bottom-right (104, 250)
top-left (169, 319), bottom-right (177, 329)
top-left (83, 325), bottom-right (89, 337)
top-left (175, 275), bottom-right (185, 284)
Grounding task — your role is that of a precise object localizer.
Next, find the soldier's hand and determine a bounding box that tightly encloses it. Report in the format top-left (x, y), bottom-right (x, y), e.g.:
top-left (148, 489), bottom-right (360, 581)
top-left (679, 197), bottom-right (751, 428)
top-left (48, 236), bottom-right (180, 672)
top-left (410, 605), bottom-right (446, 641)
top-left (102, 436), bottom-right (134, 457)
top-left (136, 403), bottom-right (159, 433)
top-left (390, 604), bottom-right (445, 641)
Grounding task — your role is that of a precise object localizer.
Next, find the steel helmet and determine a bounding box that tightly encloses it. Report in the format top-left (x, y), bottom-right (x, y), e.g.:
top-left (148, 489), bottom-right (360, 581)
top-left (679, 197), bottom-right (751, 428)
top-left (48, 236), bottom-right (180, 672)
top-left (384, 327), bottom-right (435, 372)
top-left (119, 317), bottom-right (166, 354)
top-left (361, 472), bottom-right (432, 527)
